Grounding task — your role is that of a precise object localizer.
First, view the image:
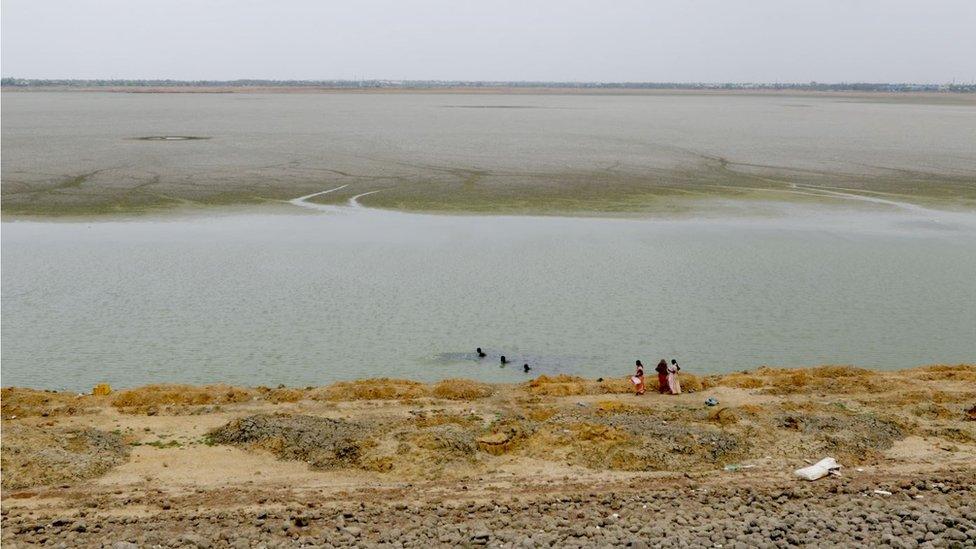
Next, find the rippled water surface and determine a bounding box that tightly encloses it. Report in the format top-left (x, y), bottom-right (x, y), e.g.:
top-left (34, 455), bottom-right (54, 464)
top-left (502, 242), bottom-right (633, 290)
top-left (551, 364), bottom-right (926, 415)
top-left (3, 204), bottom-right (975, 390)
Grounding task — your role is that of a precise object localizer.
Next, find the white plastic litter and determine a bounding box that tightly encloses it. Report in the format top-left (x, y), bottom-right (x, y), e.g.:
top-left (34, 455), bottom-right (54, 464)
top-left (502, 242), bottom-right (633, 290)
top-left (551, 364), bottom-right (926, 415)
top-left (873, 490), bottom-right (892, 496)
top-left (794, 457), bottom-right (842, 481)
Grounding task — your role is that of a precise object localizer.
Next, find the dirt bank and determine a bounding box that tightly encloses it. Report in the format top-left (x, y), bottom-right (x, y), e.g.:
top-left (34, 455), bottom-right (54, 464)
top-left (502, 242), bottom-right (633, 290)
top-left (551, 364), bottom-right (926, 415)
top-left (2, 365), bottom-right (974, 546)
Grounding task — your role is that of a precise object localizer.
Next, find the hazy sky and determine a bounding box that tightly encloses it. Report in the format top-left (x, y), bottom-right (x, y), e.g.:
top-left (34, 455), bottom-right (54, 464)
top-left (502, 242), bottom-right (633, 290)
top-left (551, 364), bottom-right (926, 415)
top-left (2, 0), bottom-right (974, 82)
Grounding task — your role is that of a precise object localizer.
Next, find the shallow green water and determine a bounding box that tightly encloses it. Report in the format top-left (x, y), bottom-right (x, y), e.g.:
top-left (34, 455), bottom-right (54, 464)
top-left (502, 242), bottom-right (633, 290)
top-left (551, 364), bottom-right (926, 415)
top-left (3, 204), bottom-right (975, 390)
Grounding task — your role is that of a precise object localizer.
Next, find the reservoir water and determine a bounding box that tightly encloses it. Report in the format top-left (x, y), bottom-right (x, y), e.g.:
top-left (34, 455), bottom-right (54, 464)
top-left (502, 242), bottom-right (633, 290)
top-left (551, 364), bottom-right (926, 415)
top-left (2, 91), bottom-right (975, 389)
top-left (3, 201), bottom-right (975, 390)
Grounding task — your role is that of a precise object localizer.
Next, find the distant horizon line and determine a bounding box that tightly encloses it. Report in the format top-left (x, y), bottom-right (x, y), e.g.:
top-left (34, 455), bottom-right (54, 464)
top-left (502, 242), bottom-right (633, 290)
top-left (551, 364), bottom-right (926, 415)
top-left (3, 77), bottom-right (975, 91)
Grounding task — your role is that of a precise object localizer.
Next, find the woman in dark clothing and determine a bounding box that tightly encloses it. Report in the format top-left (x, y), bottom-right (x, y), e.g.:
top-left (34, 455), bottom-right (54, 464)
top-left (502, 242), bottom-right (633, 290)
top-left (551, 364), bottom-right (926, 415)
top-left (476, 348), bottom-right (487, 358)
top-left (655, 359), bottom-right (669, 394)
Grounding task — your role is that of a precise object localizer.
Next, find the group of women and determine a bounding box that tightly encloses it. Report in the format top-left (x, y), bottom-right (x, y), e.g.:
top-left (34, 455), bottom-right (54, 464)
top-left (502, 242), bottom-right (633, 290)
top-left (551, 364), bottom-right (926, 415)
top-left (632, 359), bottom-right (681, 396)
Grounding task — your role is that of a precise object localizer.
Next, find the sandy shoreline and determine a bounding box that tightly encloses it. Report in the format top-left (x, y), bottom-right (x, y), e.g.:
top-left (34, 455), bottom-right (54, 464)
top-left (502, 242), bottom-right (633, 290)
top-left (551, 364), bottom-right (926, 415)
top-left (4, 88), bottom-right (974, 219)
top-left (5, 86), bottom-right (976, 103)
top-left (2, 365), bottom-right (974, 546)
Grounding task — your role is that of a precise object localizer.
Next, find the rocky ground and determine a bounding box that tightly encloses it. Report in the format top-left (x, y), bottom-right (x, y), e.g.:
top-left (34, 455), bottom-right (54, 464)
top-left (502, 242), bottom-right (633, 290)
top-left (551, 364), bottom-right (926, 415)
top-left (2, 472), bottom-right (974, 548)
top-left (2, 365), bottom-right (975, 547)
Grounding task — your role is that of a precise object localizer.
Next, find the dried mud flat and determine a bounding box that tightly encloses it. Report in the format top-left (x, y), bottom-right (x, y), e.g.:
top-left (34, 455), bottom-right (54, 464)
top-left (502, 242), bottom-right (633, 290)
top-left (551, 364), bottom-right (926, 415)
top-left (2, 365), bottom-right (975, 547)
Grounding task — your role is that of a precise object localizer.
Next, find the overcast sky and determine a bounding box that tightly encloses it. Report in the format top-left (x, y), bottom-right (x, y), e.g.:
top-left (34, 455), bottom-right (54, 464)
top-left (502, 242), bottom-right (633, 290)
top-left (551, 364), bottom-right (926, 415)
top-left (2, 0), bottom-right (974, 83)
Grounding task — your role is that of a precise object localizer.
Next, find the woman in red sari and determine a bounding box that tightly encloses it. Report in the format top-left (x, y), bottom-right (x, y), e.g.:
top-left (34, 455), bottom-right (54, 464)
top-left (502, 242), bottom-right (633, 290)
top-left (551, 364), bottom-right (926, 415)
top-left (633, 360), bottom-right (646, 395)
top-left (655, 359), bottom-right (669, 394)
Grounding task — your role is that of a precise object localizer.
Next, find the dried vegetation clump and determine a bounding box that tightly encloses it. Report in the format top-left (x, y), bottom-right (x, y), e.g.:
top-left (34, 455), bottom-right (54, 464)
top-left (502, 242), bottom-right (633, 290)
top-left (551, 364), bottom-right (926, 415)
top-left (431, 379), bottom-right (494, 400)
top-left (1, 388), bottom-right (96, 418)
top-left (705, 365), bottom-right (913, 395)
top-left (410, 409), bottom-right (480, 428)
top-left (527, 375), bottom-right (635, 396)
top-left (111, 384), bottom-right (254, 414)
top-left (261, 387), bottom-right (305, 404)
top-left (900, 364), bottom-right (976, 382)
top-left (310, 378), bottom-right (494, 402)
top-left (714, 374), bottom-right (764, 389)
top-left (1, 424), bottom-right (129, 489)
top-left (761, 365), bottom-right (898, 394)
top-left (312, 379), bottom-right (428, 401)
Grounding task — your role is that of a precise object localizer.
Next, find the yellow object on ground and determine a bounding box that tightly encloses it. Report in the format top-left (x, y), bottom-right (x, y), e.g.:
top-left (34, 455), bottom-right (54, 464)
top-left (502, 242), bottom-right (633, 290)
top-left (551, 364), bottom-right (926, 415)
top-left (92, 383), bottom-right (112, 396)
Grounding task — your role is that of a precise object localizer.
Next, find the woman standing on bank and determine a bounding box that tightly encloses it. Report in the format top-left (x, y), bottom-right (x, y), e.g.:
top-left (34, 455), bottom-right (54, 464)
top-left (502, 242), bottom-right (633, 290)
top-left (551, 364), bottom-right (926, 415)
top-left (667, 359), bottom-right (682, 395)
top-left (632, 360), bottom-right (646, 395)
top-left (655, 359), bottom-right (669, 394)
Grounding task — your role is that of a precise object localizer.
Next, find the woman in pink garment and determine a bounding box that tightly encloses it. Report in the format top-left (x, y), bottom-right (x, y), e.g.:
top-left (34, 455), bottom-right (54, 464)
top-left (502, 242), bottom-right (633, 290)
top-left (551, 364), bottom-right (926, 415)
top-left (667, 359), bottom-right (682, 395)
top-left (632, 360), bottom-right (646, 395)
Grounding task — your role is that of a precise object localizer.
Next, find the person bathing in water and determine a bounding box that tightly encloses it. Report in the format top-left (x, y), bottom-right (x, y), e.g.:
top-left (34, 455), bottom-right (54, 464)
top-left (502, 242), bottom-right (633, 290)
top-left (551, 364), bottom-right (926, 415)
top-left (476, 347), bottom-right (487, 358)
top-left (667, 359), bottom-right (682, 395)
top-left (632, 360), bottom-right (646, 395)
top-left (655, 359), bottom-right (669, 394)
top-left (500, 355), bottom-right (508, 365)
top-left (523, 363), bottom-right (531, 373)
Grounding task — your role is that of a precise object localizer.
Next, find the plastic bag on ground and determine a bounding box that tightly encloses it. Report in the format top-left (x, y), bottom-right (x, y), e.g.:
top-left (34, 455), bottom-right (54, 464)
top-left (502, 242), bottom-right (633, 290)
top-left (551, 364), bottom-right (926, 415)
top-left (794, 457), bottom-right (841, 481)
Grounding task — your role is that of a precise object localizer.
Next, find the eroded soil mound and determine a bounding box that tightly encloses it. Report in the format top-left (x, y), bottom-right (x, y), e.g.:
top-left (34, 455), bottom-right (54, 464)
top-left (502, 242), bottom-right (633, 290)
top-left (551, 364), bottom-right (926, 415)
top-left (1, 424), bottom-right (129, 489)
top-left (207, 414), bottom-right (371, 469)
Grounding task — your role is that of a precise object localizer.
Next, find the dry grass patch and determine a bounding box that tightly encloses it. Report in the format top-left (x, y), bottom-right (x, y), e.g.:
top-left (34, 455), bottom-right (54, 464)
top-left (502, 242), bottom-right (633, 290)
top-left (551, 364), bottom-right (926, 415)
top-left (755, 365), bottom-right (901, 395)
top-left (312, 379), bottom-right (428, 401)
top-left (1, 388), bottom-right (96, 418)
top-left (111, 384), bottom-right (254, 413)
top-left (911, 403), bottom-right (957, 420)
top-left (411, 425), bottom-right (479, 456)
top-left (902, 364), bottom-right (976, 382)
top-left (737, 404), bottom-right (766, 415)
top-left (412, 410), bottom-right (480, 428)
top-left (708, 406), bottom-right (741, 426)
top-left (265, 388), bottom-right (305, 404)
top-left (570, 421), bottom-right (632, 443)
top-left (595, 400), bottom-right (644, 414)
top-left (714, 374), bottom-right (764, 389)
top-left (598, 378), bottom-right (638, 394)
top-left (527, 375), bottom-right (588, 396)
top-left (525, 406), bottom-right (559, 422)
top-left (678, 374), bottom-right (705, 392)
top-left (431, 379), bottom-right (493, 400)
top-left (877, 389), bottom-right (976, 407)
top-left (527, 375), bottom-right (640, 396)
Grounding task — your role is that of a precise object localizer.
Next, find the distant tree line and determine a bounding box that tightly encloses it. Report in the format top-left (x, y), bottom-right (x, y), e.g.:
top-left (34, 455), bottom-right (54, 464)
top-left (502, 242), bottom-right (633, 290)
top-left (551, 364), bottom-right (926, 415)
top-left (2, 78), bottom-right (974, 93)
